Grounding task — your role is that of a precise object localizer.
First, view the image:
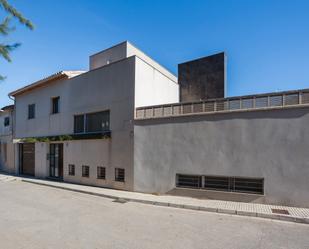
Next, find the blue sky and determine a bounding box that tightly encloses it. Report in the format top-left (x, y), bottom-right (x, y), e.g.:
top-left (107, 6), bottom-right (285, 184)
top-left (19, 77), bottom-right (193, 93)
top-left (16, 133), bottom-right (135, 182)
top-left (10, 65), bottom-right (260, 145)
top-left (1, 0), bottom-right (309, 107)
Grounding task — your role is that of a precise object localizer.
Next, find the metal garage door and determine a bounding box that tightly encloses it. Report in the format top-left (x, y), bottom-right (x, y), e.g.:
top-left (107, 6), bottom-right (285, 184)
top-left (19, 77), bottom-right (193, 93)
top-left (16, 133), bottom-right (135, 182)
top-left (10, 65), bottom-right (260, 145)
top-left (20, 143), bottom-right (35, 176)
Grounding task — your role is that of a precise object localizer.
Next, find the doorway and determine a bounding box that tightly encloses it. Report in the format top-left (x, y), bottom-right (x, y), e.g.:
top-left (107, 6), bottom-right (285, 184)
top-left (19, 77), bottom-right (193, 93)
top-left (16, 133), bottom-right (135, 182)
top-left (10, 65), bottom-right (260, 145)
top-left (20, 143), bottom-right (35, 176)
top-left (49, 143), bottom-right (63, 178)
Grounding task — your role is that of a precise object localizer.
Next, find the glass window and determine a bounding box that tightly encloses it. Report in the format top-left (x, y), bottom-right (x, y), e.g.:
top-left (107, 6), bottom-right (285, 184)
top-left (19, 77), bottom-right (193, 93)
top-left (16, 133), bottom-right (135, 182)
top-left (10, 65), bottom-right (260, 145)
top-left (4, 117), bottom-right (9, 127)
top-left (74, 111), bottom-right (110, 134)
top-left (74, 115), bottom-right (84, 133)
top-left (86, 111), bottom-right (110, 133)
top-left (52, 96), bottom-right (60, 114)
top-left (28, 104), bottom-right (35, 119)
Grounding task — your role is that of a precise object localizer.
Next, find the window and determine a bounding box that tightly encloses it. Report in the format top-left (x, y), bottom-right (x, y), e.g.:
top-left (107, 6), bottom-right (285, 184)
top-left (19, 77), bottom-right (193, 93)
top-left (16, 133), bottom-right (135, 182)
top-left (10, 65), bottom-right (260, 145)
top-left (176, 174), bottom-right (202, 188)
top-left (175, 174), bottom-right (264, 195)
top-left (28, 104), bottom-right (35, 119)
top-left (82, 165), bottom-right (89, 177)
top-left (51, 96), bottom-right (60, 114)
top-left (204, 176), bottom-right (229, 191)
top-left (97, 166), bottom-right (106, 179)
top-left (4, 117), bottom-right (9, 127)
top-left (74, 110), bottom-right (110, 134)
top-left (68, 164), bottom-right (75, 176)
top-left (115, 168), bottom-right (125, 182)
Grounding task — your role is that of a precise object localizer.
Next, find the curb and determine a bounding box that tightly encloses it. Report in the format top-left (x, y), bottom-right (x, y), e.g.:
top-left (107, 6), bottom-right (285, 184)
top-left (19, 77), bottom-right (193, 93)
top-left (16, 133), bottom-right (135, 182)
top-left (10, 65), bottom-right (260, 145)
top-left (22, 179), bottom-right (309, 225)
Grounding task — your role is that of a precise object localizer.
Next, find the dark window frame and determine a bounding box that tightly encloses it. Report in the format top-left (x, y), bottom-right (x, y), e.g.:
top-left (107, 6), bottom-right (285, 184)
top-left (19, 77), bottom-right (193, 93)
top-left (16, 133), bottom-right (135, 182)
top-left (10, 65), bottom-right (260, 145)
top-left (74, 110), bottom-right (110, 134)
top-left (82, 165), bottom-right (90, 177)
top-left (28, 104), bottom-right (35, 119)
top-left (4, 117), bottom-right (10, 127)
top-left (68, 164), bottom-right (75, 176)
top-left (97, 166), bottom-right (106, 179)
top-left (51, 96), bottom-right (60, 114)
top-left (115, 168), bottom-right (125, 182)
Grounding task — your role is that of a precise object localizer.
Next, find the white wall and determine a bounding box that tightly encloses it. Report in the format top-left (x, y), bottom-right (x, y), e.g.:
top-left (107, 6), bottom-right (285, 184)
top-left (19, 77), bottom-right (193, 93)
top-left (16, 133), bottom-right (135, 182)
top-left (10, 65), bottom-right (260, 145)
top-left (0, 110), bottom-right (15, 173)
top-left (63, 139), bottom-right (129, 189)
top-left (134, 56), bottom-right (179, 108)
top-left (15, 57), bottom-right (136, 190)
top-left (89, 42), bottom-right (127, 70)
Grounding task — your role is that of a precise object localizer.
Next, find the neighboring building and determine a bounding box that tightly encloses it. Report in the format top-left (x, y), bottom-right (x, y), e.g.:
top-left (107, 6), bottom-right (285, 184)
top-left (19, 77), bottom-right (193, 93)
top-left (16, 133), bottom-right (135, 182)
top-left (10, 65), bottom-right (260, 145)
top-left (6, 41), bottom-right (309, 207)
top-left (0, 105), bottom-right (16, 174)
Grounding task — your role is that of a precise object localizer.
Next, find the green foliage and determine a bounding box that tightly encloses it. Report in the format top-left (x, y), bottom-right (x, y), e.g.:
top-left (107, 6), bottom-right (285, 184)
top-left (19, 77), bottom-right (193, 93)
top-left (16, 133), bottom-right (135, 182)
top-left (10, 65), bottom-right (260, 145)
top-left (0, 0), bottom-right (34, 80)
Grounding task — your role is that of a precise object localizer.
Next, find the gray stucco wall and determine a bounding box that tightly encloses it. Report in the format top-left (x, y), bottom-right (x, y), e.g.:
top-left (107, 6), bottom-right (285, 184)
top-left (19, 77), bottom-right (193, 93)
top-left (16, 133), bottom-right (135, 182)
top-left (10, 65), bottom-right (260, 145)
top-left (134, 107), bottom-right (309, 207)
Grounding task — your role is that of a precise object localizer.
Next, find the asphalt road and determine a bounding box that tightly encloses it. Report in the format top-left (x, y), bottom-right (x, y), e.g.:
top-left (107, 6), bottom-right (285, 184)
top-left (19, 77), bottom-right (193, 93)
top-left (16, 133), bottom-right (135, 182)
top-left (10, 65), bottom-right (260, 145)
top-left (0, 180), bottom-right (308, 249)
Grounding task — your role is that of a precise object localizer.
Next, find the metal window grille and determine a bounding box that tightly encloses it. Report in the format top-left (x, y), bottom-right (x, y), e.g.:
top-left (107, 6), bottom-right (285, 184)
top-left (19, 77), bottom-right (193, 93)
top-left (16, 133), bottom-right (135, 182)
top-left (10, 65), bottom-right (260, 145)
top-left (176, 174), bottom-right (264, 195)
top-left (68, 164), bottom-right (75, 176)
top-left (176, 174), bottom-right (202, 188)
top-left (82, 165), bottom-right (90, 177)
top-left (204, 176), bottom-right (230, 191)
top-left (115, 168), bottom-right (125, 182)
top-left (234, 177), bottom-right (264, 194)
top-left (97, 166), bottom-right (106, 179)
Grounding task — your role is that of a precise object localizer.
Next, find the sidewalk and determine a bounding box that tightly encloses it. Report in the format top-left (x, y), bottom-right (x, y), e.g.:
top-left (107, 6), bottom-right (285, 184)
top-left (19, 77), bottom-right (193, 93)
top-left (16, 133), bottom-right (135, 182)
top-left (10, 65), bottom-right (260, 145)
top-left (5, 174), bottom-right (309, 224)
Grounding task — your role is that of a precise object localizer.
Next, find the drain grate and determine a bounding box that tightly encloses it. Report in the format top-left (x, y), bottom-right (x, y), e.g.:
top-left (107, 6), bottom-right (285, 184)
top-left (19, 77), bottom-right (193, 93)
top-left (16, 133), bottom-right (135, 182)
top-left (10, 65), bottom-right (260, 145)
top-left (113, 198), bottom-right (127, 204)
top-left (271, 208), bottom-right (290, 215)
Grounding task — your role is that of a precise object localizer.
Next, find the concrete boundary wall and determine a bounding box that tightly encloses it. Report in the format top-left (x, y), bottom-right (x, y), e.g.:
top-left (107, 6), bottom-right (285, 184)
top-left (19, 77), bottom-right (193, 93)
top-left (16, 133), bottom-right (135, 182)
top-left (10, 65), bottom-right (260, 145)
top-left (133, 107), bottom-right (309, 207)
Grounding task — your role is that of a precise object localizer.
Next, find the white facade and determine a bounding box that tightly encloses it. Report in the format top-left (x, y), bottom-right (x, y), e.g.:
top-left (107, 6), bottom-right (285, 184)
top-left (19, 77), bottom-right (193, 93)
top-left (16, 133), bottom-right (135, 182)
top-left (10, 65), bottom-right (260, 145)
top-left (11, 41), bottom-right (178, 191)
top-left (0, 106), bottom-right (16, 174)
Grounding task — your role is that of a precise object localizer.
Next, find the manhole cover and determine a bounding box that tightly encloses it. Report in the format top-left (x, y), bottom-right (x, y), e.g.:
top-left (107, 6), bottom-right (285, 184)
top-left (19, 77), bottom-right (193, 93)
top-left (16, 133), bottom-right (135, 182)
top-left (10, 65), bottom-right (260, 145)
top-left (113, 198), bottom-right (127, 204)
top-left (271, 208), bottom-right (290, 215)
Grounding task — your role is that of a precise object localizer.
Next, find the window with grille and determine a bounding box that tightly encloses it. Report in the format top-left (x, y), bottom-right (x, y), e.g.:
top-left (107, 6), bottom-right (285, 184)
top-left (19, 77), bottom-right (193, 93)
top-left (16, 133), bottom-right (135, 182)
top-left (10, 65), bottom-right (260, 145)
top-left (176, 174), bottom-right (202, 188)
top-left (115, 168), bottom-right (125, 182)
top-left (51, 96), bottom-right (60, 114)
top-left (4, 117), bottom-right (9, 127)
top-left (82, 165), bottom-right (90, 177)
top-left (204, 176), bottom-right (230, 191)
top-left (175, 174), bottom-right (264, 195)
top-left (68, 164), bottom-right (75, 176)
top-left (97, 166), bottom-right (106, 179)
top-left (74, 110), bottom-right (110, 134)
top-left (28, 104), bottom-right (35, 119)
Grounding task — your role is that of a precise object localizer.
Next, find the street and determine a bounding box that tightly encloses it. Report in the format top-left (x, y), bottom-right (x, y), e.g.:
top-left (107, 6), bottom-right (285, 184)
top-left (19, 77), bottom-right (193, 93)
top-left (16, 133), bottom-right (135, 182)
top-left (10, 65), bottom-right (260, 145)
top-left (0, 180), bottom-right (308, 249)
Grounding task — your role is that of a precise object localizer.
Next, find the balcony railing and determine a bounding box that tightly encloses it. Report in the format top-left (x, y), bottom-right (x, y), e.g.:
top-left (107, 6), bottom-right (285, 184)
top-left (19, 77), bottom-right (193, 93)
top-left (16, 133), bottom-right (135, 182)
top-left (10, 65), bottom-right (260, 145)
top-left (135, 89), bottom-right (309, 120)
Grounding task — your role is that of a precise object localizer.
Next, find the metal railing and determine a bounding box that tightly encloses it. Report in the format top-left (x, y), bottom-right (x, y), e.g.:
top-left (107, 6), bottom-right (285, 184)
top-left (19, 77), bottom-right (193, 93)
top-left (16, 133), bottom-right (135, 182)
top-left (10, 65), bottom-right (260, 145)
top-left (135, 89), bottom-right (309, 119)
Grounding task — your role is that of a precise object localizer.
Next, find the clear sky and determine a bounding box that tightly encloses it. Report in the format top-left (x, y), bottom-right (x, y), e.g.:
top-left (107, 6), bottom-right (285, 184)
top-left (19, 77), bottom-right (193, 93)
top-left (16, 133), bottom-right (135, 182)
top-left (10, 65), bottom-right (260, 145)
top-left (1, 0), bottom-right (309, 107)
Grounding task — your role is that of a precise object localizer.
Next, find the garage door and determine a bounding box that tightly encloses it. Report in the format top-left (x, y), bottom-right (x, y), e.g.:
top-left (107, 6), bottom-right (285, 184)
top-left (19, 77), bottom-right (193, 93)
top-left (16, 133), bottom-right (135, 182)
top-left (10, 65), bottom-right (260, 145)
top-left (20, 143), bottom-right (35, 176)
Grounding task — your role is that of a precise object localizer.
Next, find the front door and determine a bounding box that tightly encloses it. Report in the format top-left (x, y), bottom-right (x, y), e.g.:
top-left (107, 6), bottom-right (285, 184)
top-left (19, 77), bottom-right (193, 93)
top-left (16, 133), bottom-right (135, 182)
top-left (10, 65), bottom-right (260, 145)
top-left (20, 143), bottom-right (35, 176)
top-left (49, 143), bottom-right (63, 178)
